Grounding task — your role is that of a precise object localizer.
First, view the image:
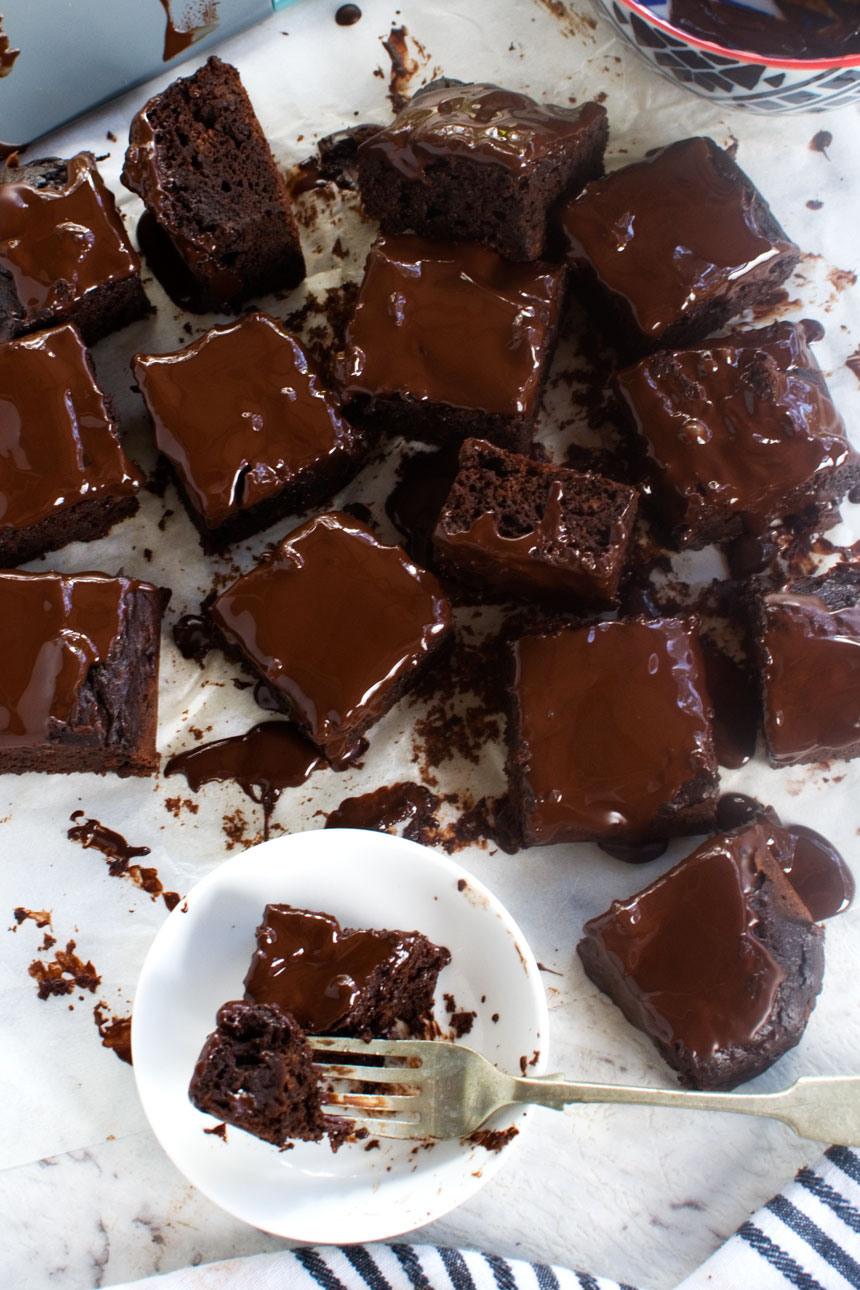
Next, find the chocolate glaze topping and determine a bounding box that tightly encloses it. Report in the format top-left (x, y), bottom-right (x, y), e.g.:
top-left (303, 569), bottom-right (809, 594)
top-left (341, 235), bottom-right (566, 417)
top-left (360, 82), bottom-right (606, 180)
top-left (210, 511), bottom-right (452, 763)
top-left (0, 153), bottom-right (140, 318)
top-left (581, 820), bottom-right (796, 1061)
top-left (244, 904), bottom-right (418, 1032)
top-left (0, 324), bottom-right (143, 531)
top-left (617, 322), bottom-right (854, 545)
top-left (759, 590), bottom-right (860, 765)
top-left (512, 618), bottom-right (717, 844)
top-left (0, 573), bottom-right (124, 746)
top-left (562, 137), bottom-right (796, 340)
top-left (134, 313), bottom-right (353, 528)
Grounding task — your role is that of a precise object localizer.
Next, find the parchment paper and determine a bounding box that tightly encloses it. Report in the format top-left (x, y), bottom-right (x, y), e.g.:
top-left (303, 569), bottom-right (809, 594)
top-left (2, 1), bottom-right (860, 1286)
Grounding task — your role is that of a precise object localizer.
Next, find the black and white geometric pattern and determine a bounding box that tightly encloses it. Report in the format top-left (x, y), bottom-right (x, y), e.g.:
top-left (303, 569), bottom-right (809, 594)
top-left (107, 1148), bottom-right (860, 1290)
top-left (597, 0), bottom-right (860, 112)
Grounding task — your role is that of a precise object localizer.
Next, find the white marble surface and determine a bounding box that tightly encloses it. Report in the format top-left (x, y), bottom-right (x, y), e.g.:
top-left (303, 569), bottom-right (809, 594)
top-left (2, 1), bottom-right (860, 1288)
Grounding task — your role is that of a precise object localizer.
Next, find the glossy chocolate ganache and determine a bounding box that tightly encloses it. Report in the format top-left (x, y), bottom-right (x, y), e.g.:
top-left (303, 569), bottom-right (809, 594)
top-left (0, 324), bottom-right (143, 533)
top-left (0, 573), bottom-right (124, 746)
top-left (340, 235), bottom-right (566, 417)
top-left (360, 81), bottom-right (607, 180)
top-left (243, 904), bottom-right (451, 1036)
top-left (210, 511), bottom-right (452, 764)
top-left (134, 312), bottom-right (356, 531)
top-left (0, 153), bottom-right (140, 328)
top-left (509, 617), bottom-right (719, 846)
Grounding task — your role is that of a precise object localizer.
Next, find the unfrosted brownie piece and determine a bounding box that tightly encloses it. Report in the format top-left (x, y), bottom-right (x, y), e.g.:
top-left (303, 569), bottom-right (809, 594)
top-left (0, 324), bottom-right (143, 566)
top-left (560, 137), bottom-right (799, 354)
top-left (577, 819), bottom-right (825, 1089)
top-left (358, 81), bottom-right (608, 260)
top-left (0, 153), bottom-right (150, 345)
top-left (209, 511), bottom-right (452, 766)
top-left (189, 1000), bottom-right (349, 1148)
top-left (133, 312), bottom-right (367, 549)
top-left (432, 437), bottom-right (638, 607)
top-left (122, 57), bottom-right (305, 312)
top-left (0, 571), bottom-right (162, 776)
top-left (340, 235), bottom-right (567, 452)
top-left (244, 904), bottom-right (451, 1037)
top-left (756, 561), bottom-right (860, 767)
top-left (615, 321), bottom-right (858, 550)
top-left (508, 617), bottom-right (719, 847)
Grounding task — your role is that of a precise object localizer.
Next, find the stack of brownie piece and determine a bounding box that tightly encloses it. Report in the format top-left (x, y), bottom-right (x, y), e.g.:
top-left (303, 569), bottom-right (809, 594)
top-left (2, 48), bottom-right (858, 1102)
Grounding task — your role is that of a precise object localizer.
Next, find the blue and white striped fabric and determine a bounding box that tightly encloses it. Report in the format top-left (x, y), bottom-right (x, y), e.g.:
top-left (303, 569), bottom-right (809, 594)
top-left (111, 1148), bottom-right (860, 1290)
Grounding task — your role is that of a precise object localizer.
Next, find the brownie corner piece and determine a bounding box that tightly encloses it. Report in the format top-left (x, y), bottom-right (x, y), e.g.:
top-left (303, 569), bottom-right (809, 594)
top-left (340, 235), bottom-right (566, 452)
top-left (358, 80), bottom-right (608, 260)
top-left (122, 55), bottom-right (305, 313)
top-left (189, 999), bottom-right (348, 1148)
top-left (432, 437), bottom-right (638, 607)
top-left (507, 616), bottom-right (718, 847)
top-left (0, 151), bottom-right (150, 346)
top-left (0, 323), bottom-right (144, 566)
top-left (560, 136), bottom-right (799, 353)
top-left (0, 571), bottom-right (162, 777)
top-left (577, 818), bottom-right (825, 1089)
top-left (209, 510), bottom-right (452, 765)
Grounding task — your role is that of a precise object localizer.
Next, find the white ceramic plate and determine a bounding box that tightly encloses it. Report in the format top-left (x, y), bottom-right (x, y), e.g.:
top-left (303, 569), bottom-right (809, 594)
top-left (132, 828), bottom-right (549, 1242)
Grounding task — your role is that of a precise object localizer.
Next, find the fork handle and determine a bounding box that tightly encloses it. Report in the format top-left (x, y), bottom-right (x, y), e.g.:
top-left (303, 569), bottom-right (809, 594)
top-left (508, 1073), bottom-right (860, 1146)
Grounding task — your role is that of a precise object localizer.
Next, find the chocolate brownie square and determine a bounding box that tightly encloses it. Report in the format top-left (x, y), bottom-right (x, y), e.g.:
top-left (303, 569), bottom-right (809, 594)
top-left (189, 1000), bottom-right (349, 1148)
top-left (340, 235), bottom-right (567, 452)
top-left (614, 321), bottom-right (858, 550)
top-left (133, 312), bottom-right (368, 550)
top-left (0, 571), bottom-right (162, 776)
top-left (508, 617), bottom-right (719, 847)
top-left (560, 137), bottom-right (799, 354)
top-left (432, 437), bottom-right (638, 607)
top-left (0, 153), bottom-right (151, 345)
top-left (358, 81), bottom-right (608, 261)
top-left (122, 57), bottom-right (305, 313)
top-left (756, 561), bottom-right (860, 767)
top-left (244, 904), bottom-right (451, 1037)
top-left (0, 324), bottom-right (143, 566)
top-left (209, 511), bottom-right (452, 766)
top-left (577, 819), bottom-right (825, 1089)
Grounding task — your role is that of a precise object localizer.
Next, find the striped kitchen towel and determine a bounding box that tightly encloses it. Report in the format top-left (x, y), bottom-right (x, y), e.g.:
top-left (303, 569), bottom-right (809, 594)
top-left (109, 1146), bottom-right (860, 1290)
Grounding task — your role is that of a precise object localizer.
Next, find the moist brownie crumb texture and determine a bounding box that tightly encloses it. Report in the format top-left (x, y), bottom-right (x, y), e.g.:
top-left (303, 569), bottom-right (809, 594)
top-left (121, 56), bottom-right (305, 312)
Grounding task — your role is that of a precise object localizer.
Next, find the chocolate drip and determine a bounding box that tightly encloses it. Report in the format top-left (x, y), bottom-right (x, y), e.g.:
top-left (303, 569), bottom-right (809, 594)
top-left (325, 782), bottom-right (438, 839)
top-left (173, 613), bottom-right (217, 663)
top-left (334, 4), bottom-right (362, 25)
top-left (385, 446), bottom-right (460, 567)
top-left (781, 824), bottom-right (854, 921)
top-left (165, 722), bottom-right (323, 836)
top-left (158, 0), bottom-right (218, 62)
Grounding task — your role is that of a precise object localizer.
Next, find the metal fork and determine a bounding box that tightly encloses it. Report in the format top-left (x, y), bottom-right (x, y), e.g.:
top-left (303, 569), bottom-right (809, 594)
top-left (310, 1036), bottom-right (860, 1144)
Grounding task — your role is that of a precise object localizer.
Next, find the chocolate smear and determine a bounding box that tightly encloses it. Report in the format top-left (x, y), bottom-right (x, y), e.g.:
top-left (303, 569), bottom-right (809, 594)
top-left (93, 1003), bottom-right (133, 1065)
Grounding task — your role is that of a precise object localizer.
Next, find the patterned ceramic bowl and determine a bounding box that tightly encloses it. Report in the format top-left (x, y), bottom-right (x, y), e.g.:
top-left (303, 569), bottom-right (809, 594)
top-left (593, 0), bottom-right (860, 112)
